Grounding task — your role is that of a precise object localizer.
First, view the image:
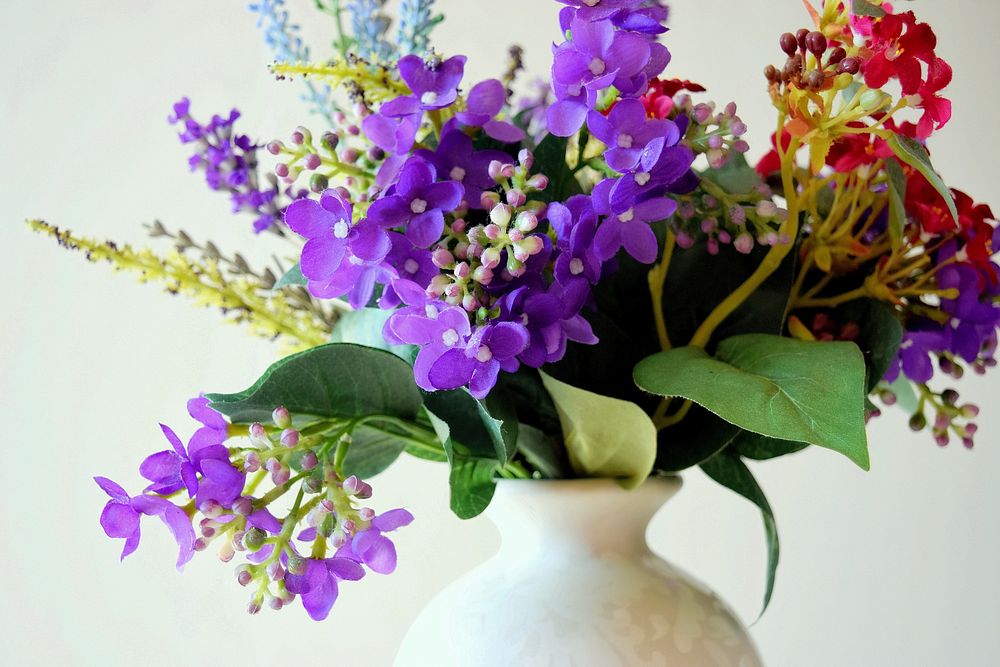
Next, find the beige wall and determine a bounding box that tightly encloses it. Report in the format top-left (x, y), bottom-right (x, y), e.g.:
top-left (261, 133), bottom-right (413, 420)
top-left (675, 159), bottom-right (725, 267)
top-left (3, 1), bottom-right (998, 664)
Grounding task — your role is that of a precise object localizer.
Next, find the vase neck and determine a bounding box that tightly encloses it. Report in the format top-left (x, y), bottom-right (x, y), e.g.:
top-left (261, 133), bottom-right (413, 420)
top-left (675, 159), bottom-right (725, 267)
top-left (485, 477), bottom-right (682, 556)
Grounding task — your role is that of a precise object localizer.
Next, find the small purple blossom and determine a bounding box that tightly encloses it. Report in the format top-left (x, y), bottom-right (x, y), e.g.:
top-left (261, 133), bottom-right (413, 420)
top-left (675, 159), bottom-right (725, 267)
top-left (453, 79), bottom-right (526, 143)
top-left (367, 158), bottom-right (463, 248)
top-left (586, 99), bottom-right (675, 173)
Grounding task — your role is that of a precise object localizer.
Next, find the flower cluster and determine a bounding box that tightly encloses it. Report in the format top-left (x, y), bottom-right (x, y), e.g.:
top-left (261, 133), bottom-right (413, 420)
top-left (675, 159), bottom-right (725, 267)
top-left (96, 398), bottom-right (412, 620)
top-left (169, 98), bottom-right (299, 233)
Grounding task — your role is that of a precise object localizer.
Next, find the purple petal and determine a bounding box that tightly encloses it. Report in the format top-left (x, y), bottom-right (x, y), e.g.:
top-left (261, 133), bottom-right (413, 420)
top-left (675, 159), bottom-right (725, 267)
top-left (301, 235), bottom-right (347, 281)
top-left (606, 32), bottom-right (650, 78)
top-left (427, 348), bottom-right (477, 390)
top-left (298, 527), bottom-right (317, 542)
top-left (398, 159), bottom-right (437, 198)
top-left (367, 195), bottom-right (412, 227)
top-left (302, 571), bottom-right (339, 621)
top-left (159, 423), bottom-right (187, 458)
top-left (594, 218), bottom-right (623, 261)
top-left (100, 501), bottom-right (140, 539)
top-left (621, 222), bottom-right (659, 264)
top-left (350, 222), bottom-right (392, 264)
top-left (421, 181), bottom-right (463, 213)
top-left (406, 209), bottom-right (446, 248)
top-left (94, 476), bottom-right (129, 503)
top-left (380, 95), bottom-right (422, 118)
top-left (469, 360), bottom-right (501, 399)
top-left (372, 508), bottom-right (415, 532)
top-left (572, 18), bottom-right (614, 58)
top-left (546, 100), bottom-right (589, 137)
top-left (485, 323), bottom-right (530, 359)
top-left (483, 120), bottom-right (527, 143)
top-left (284, 198), bottom-right (332, 239)
top-left (160, 503), bottom-right (196, 570)
top-left (247, 508), bottom-right (283, 534)
top-left (327, 557), bottom-right (366, 581)
top-left (359, 535), bottom-right (398, 574)
top-left (467, 79), bottom-right (505, 116)
top-left (187, 396), bottom-right (228, 430)
top-left (139, 450), bottom-right (182, 485)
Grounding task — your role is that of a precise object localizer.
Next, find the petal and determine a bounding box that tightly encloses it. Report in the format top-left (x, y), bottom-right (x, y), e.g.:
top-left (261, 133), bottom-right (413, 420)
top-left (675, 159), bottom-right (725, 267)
top-left (621, 222), bottom-right (659, 264)
top-left (372, 508), bottom-right (415, 532)
top-left (483, 120), bottom-right (526, 143)
top-left (398, 159), bottom-right (437, 197)
top-left (187, 396), bottom-right (228, 430)
top-left (94, 476), bottom-right (130, 503)
top-left (302, 572), bottom-right (339, 621)
top-left (100, 501), bottom-right (140, 539)
top-left (594, 218), bottom-right (623, 261)
top-left (301, 235), bottom-right (346, 281)
top-left (159, 423), bottom-right (187, 458)
top-left (634, 196), bottom-right (677, 223)
top-left (572, 17), bottom-right (614, 57)
top-left (160, 503), bottom-right (196, 570)
top-left (546, 99), bottom-right (588, 137)
top-left (284, 198), bottom-right (333, 239)
top-left (486, 322), bottom-right (531, 359)
top-left (367, 195), bottom-right (412, 227)
top-left (427, 348), bottom-right (477, 390)
top-left (247, 508), bottom-right (283, 534)
top-left (350, 222), bottom-right (392, 264)
top-left (605, 32), bottom-right (650, 78)
top-left (320, 190), bottom-right (353, 221)
top-left (466, 79), bottom-right (505, 116)
top-left (361, 535), bottom-right (398, 575)
top-left (406, 209), bottom-right (446, 248)
top-left (327, 557), bottom-right (366, 581)
top-left (380, 95), bottom-right (422, 118)
top-left (421, 181), bottom-right (464, 213)
top-left (139, 450), bottom-right (182, 485)
top-left (468, 360), bottom-right (501, 399)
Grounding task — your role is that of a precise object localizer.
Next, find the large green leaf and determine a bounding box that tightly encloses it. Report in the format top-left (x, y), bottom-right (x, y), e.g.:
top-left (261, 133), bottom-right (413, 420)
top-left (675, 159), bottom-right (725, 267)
top-left (517, 423), bottom-right (571, 479)
top-left (701, 451), bottom-right (779, 616)
top-left (341, 426), bottom-right (407, 478)
top-left (733, 431), bottom-right (809, 461)
top-left (422, 388), bottom-right (517, 462)
top-left (655, 405), bottom-right (741, 473)
top-left (837, 299), bottom-right (904, 393)
top-left (449, 459), bottom-right (498, 519)
top-left (662, 239), bottom-right (798, 351)
top-left (887, 134), bottom-right (958, 226)
top-left (540, 371), bottom-right (656, 488)
top-left (885, 158), bottom-right (907, 250)
top-left (206, 343), bottom-right (423, 424)
top-left (633, 334), bottom-right (870, 469)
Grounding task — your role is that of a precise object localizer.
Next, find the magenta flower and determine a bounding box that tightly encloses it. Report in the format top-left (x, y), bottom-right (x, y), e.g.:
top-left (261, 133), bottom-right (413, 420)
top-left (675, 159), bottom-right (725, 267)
top-left (96, 476), bottom-right (195, 570)
top-left (366, 158), bottom-right (463, 248)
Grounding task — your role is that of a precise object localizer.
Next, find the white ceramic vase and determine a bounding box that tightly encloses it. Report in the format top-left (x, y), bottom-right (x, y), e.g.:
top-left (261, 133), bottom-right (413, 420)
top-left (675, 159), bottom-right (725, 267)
top-left (395, 477), bottom-right (763, 667)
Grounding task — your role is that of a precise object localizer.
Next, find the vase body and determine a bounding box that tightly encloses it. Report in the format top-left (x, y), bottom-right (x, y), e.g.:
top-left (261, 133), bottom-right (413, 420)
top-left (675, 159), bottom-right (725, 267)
top-left (395, 477), bottom-right (763, 666)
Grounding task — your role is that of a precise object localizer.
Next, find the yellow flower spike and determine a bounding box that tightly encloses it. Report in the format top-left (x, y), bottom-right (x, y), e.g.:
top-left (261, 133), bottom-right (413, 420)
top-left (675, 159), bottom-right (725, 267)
top-left (787, 315), bottom-right (817, 342)
top-left (270, 60), bottom-right (410, 104)
top-left (26, 220), bottom-right (330, 352)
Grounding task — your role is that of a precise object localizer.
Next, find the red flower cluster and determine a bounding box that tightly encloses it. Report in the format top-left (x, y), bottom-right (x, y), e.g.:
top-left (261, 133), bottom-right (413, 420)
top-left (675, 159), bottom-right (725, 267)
top-left (861, 10), bottom-right (952, 138)
top-left (639, 78), bottom-right (706, 119)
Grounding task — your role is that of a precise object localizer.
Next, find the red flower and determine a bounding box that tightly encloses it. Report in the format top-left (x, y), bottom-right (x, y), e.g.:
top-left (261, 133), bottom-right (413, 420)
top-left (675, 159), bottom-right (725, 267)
top-left (640, 78), bottom-right (706, 119)
top-left (825, 124), bottom-right (893, 172)
top-left (914, 57), bottom-right (953, 139)
top-left (863, 11), bottom-right (938, 95)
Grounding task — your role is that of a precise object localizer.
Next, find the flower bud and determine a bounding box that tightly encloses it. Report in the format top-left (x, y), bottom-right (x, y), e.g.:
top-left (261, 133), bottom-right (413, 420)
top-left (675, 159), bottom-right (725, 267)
top-left (272, 406), bottom-right (291, 429)
top-left (343, 475), bottom-right (362, 495)
top-left (271, 464), bottom-right (291, 486)
top-left (237, 567), bottom-right (253, 587)
top-left (266, 141), bottom-right (283, 155)
top-left (267, 561), bottom-right (285, 581)
top-left (244, 527), bottom-right (267, 551)
top-left (506, 189), bottom-right (527, 207)
top-left (233, 496), bottom-right (254, 517)
top-left (909, 413), bottom-right (927, 432)
top-left (526, 174), bottom-right (549, 191)
top-left (488, 160), bottom-right (505, 181)
top-left (733, 233), bottom-right (754, 255)
top-left (309, 172), bottom-right (329, 193)
top-left (218, 541), bottom-right (235, 563)
top-left (481, 247), bottom-right (502, 269)
top-left (518, 148), bottom-right (534, 171)
top-left (490, 204), bottom-right (512, 228)
top-left (247, 597), bottom-right (262, 615)
top-left (359, 507), bottom-right (375, 521)
top-left (480, 190), bottom-right (501, 209)
top-left (249, 422), bottom-right (270, 449)
top-left (301, 451), bottom-right (319, 470)
top-left (280, 428), bottom-right (299, 448)
top-left (286, 554), bottom-right (307, 576)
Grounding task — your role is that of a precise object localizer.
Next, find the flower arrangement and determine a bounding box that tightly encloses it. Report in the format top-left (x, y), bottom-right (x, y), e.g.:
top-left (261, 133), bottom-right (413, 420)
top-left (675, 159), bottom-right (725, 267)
top-left (30, 0), bottom-right (997, 622)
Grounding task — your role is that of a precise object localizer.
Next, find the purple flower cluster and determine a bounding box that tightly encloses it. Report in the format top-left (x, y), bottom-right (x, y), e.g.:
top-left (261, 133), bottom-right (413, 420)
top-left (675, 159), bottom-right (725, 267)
top-left (547, 0), bottom-right (671, 136)
top-left (169, 98), bottom-right (293, 233)
top-left (96, 399), bottom-right (412, 620)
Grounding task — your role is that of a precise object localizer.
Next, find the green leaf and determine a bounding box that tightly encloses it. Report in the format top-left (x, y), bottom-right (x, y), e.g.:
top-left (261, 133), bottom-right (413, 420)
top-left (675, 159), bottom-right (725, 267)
top-left (888, 375), bottom-right (919, 414)
top-left (449, 459), bottom-right (498, 519)
top-left (885, 158), bottom-right (907, 250)
top-left (701, 451), bottom-right (779, 616)
top-left (540, 371), bottom-right (656, 488)
top-left (701, 153), bottom-right (762, 195)
top-left (532, 133), bottom-right (583, 203)
top-left (655, 406), bottom-right (741, 473)
top-left (422, 389), bottom-right (516, 462)
top-left (887, 134), bottom-right (958, 226)
top-left (273, 263), bottom-right (307, 289)
top-left (837, 299), bottom-right (904, 394)
top-left (329, 307), bottom-right (416, 362)
top-left (206, 343), bottom-right (423, 424)
top-left (734, 431), bottom-right (809, 461)
top-left (662, 239), bottom-right (798, 351)
top-left (516, 423), bottom-right (571, 478)
top-left (851, 0), bottom-right (886, 18)
top-left (633, 334), bottom-right (870, 469)
top-left (341, 426), bottom-right (407, 478)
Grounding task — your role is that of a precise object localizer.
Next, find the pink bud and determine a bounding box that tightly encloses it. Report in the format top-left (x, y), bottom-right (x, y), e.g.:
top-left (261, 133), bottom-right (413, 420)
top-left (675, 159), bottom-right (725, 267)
top-left (272, 406), bottom-right (291, 428)
top-left (359, 507), bottom-right (376, 521)
top-left (526, 174), bottom-right (549, 191)
top-left (488, 160), bottom-right (505, 181)
top-left (280, 428), bottom-right (299, 447)
top-left (734, 233), bottom-right (754, 254)
top-left (233, 496), bottom-right (254, 516)
top-left (506, 189), bottom-right (527, 207)
top-left (301, 451), bottom-right (318, 470)
top-left (432, 248), bottom-right (454, 268)
top-left (343, 475), bottom-right (362, 495)
top-left (518, 148), bottom-right (534, 171)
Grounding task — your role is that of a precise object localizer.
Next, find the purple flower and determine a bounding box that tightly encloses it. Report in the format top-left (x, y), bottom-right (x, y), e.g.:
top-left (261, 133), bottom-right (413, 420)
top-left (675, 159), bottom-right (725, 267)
top-left (96, 476), bottom-right (196, 570)
top-left (398, 55), bottom-right (467, 110)
top-left (556, 0), bottom-right (643, 22)
top-left (343, 508), bottom-right (415, 574)
top-left (380, 234), bottom-right (437, 308)
top-left (187, 396), bottom-right (229, 451)
top-left (416, 128), bottom-right (509, 209)
top-left (609, 134), bottom-right (695, 211)
top-left (499, 283), bottom-right (598, 368)
top-left (548, 18), bottom-right (651, 136)
top-left (549, 197), bottom-right (603, 290)
top-left (284, 557), bottom-right (366, 621)
top-left (453, 79), bottom-right (526, 143)
top-left (362, 98), bottom-right (423, 155)
top-left (586, 99), bottom-right (675, 172)
top-left (386, 299), bottom-right (473, 391)
top-left (425, 322), bottom-right (530, 398)
top-left (592, 178), bottom-right (676, 263)
top-left (367, 158), bottom-right (463, 248)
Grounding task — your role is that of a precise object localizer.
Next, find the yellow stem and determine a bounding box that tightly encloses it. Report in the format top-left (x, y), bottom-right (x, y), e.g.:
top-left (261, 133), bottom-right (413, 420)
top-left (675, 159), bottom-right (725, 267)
top-left (649, 231), bottom-right (677, 351)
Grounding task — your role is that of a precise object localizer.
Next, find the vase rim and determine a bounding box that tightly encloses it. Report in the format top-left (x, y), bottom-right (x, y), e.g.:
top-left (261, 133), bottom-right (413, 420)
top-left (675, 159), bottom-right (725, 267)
top-left (494, 475), bottom-right (682, 492)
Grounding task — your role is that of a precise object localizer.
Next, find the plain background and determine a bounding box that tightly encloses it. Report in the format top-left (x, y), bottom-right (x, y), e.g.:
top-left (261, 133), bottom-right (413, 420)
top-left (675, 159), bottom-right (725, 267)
top-left (3, 1), bottom-right (998, 665)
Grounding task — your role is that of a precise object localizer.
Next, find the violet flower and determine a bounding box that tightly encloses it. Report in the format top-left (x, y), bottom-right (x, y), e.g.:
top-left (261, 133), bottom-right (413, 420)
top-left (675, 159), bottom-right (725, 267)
top-left (452, 79), bottom-right (526, 143)
top-left (367, 158), bottom-right (463, 248)
top-left (96, 476), bottom-right (196, 570)
top-left (344, 508), bottom-right (415, 574)
top-left (416, 128), bottom-right (509, 208)
top-left (593, 179), bottom-right (676, 264)
top-left (586, 99), bottom-right (675, 173)
top-left (425, 322), bottom-right (530, 398)
top-left (284, 556), bottom-right (366, 621)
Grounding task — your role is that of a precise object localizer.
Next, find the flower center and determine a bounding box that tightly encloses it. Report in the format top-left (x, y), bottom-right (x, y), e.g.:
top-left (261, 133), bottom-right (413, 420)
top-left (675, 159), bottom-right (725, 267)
top-left (424, 305), bottom-right (439, 319)
top-left (618, 208), bottom-right (635, 223)
top-left (634, 172), bottom-right (651, 186)
top-left (475, 345), bottom-right (493, 362)
top-left (449, 166), bottom-right (467, 181)
top-left (441, 328), bottom-right (460, 346)
top-left (333, 221), bottom-right (350, 239)
top-left (567, 84), bottom-right (583, 97)
top-left (583, 0), bottom-right (601, 6)
top-left (617, 134), bottom-right (633, 149)
top-left (569, 257), bottom-right (585, 275)
top-left (420, 91), bottom-right (439, 105)
top-left (404, 259), bottom-right (420, 274)
top-left (588, 58), bottom-right (606, 76)
top-left (410, 198), bottom-right (428, 214)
